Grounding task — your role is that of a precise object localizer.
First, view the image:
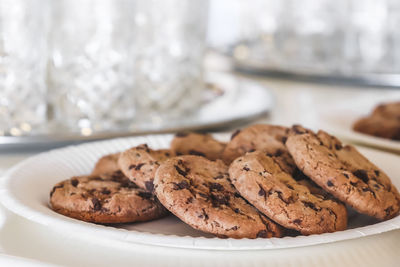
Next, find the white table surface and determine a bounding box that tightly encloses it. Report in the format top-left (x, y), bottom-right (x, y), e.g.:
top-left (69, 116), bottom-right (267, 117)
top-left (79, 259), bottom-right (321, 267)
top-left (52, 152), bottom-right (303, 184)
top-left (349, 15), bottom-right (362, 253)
top-left (1, 71), bottom-right (400, 266)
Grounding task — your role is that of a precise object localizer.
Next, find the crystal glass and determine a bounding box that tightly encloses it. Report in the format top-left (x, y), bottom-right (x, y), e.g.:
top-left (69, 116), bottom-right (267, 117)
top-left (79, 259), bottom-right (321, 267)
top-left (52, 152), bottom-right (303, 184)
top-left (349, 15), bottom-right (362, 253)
top-left (48, 0), bottom-right (136, 134)
top-left (49, 0), bottom-right (209, 134)
top-left (0, 0), bottom-right (49, 136)
top-left (132, 0), bottom-right (209, 120)
top-left (227, 0), bottom-right (400, 78)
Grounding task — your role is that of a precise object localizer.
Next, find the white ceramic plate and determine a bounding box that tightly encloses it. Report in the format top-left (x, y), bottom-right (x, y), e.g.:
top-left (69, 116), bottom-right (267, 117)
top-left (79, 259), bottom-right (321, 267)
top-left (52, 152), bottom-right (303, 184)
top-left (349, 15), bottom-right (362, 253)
top-left (318, 98), bottom-right (400, 152)
top-left (0, 134), bottom-right (399, 250)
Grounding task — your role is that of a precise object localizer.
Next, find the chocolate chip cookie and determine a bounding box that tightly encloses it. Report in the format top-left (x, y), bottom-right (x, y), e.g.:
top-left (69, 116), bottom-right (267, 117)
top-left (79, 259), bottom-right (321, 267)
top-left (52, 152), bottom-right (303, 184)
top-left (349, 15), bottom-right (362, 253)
top-left (222, 125), bottom-right (295, 171)
top-left (229, 151), bottom-right (347, 235)
top-left (353, 101), bottom-right (400, 140)
top-left (170, 132), bottom-right (226, 161)
top-left (154, 155), bottom-right (283, 239)
top-left (50, 171), bottom-right (168, 224)
top-left (286, 125), bottom-right (400, 220)
top-left (92, 152), bottom-right (121, 176)
top-left (118, 144), bottom-right (173, 192)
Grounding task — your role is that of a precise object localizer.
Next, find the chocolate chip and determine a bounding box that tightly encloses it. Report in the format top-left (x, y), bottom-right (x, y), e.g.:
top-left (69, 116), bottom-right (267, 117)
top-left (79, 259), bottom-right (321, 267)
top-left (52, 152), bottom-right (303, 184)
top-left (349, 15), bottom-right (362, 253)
top-left (258, 186), bottom-right (266, 197)
top-left (385, 206), bottom-right (394, 216)
top-left (276, 191), bottom-right (292, 204)
top-left (188, 150), bottom-right (206, 157)
top-left (111, 171), bottom-right (125, 180)
top-left (71, 179), bottom-right (79, 187)
top-left (210, 182), bottom-right (224, 191)
top-left (256, 230), bottom-right (269, 238)
top-left (343, 173), bottom-right (349, 179)
top-left (353, 169), bottom-right (369, 183)
top-left (234, 208), bottom-right (240, 213)
top-left (186, 197), bottom-right (193, 204)
top-left (243, 166), bottom-right (250, 171)
top-left (374, 170), bottom-right (380, 176)
top-left (231, 129), bottom-right (241, 140)
top-left (134, 163), bottom-right (145, 171)
top-left (173, 180), bottom-right (190, 190)
top-left (335, 143), bottom-right (343, 150)
top-left (292, 125), bottom-right (305, 134)
top-left (286, 184), bottom-right (294, 190)
top-left (121, 180), bottom-right (138, 188)
top-left (137, 144), bottom-right (149, 150)
top-left (362, 187), bottom-right (376, 198)
top-left (281, 136), bottom-right (288, 144)
top-left (274, 149), bottom-right (283, 157)
top-left (50, 184), bottom-right (64, 197)
top-left (211, 193), bottom-right (230, 207)
top-left (327, 180), bottom-right (334, 187)
top-left (141, 144), bottom-right (149, 148)
top-left (234, 192), bottom-right (241, 198)
top-left (350, 181), bottom-right (358, 187)
top-left (229, 226), bottom-right (238, 231)
top-left (91, 198), bottom-right (102, 211)
top-left (174, 165), bottom-right (188, 177)
top-left (293, 219), bottom-right (302, 225)
top-left (136, 144), bottom-right (150, 153)
top-left (304, 201), bottom-right (320, 211)
top-left (175, 132), bottom-right (188, 137)
top-left (248, 149), bottom-right (256, 152)
top-left (292, 168), bottom-right (307, 181)
top-left (129, 164), bottom-right (136, 170)
top-left (101, 188), bottom-right (111, 195)
top-left (213, 174), bottom-right (224, 180)
top-left (145, 181), bottom-right (154, 192)
top-left (200, 209), bottom-right (209, 220)
top-left (138, 191), bottom-right (153, 199)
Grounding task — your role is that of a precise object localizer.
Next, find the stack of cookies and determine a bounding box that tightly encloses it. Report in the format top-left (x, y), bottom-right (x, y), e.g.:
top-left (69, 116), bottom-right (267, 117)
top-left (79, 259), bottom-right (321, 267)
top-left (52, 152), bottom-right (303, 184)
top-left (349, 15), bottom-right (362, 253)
top-left (50, 124), bottom-right (400, 239)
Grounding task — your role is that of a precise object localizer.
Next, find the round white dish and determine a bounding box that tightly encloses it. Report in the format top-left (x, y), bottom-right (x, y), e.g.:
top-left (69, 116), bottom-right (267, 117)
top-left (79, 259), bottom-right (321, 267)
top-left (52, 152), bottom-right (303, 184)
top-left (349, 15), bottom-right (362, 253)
top-left (0, 134), bottom-right (399, 250)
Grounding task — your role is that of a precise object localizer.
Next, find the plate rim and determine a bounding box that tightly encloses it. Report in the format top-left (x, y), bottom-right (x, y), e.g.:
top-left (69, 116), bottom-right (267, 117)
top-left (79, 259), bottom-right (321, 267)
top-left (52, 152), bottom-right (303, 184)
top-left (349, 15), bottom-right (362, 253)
top-left (318, 104), bottom-right (400, 152)
top-left (327, 127), bottom-right (400, 152)
top-left (1, 135), bottom-right (400, 251)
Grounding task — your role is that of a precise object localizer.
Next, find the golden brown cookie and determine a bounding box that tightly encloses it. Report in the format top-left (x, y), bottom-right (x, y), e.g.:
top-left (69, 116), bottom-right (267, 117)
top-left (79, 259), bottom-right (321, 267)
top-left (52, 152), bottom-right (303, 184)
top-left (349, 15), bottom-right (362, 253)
top-left (118, 144), bottom-right (173, 192)
top-left (222, 124), bottom-right (295, 171)
top-left (154, 155), bottom-right (283, 239)
top-left (286, 125), bottom-right (400, 220)
top-left (92, 152), bottom-right (121, 176)
top-left (50, 171), bottom-right (168, 224)
top-left (170, 132), bottom-right (226, 161)
top-left (229, 151), bottom-right (347, 235)
top-left (353, 101), bottom-right (400, 140)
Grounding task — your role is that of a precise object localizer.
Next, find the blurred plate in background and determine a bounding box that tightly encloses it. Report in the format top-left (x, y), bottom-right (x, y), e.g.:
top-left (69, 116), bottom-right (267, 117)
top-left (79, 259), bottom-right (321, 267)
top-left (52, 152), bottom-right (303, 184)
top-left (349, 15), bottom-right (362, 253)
top-left (318, 97), bottom-right (400, 152)
top-left (231, 54), bottom-right (400, 88)
top-left (0, 73), bottom-right (273, 151)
